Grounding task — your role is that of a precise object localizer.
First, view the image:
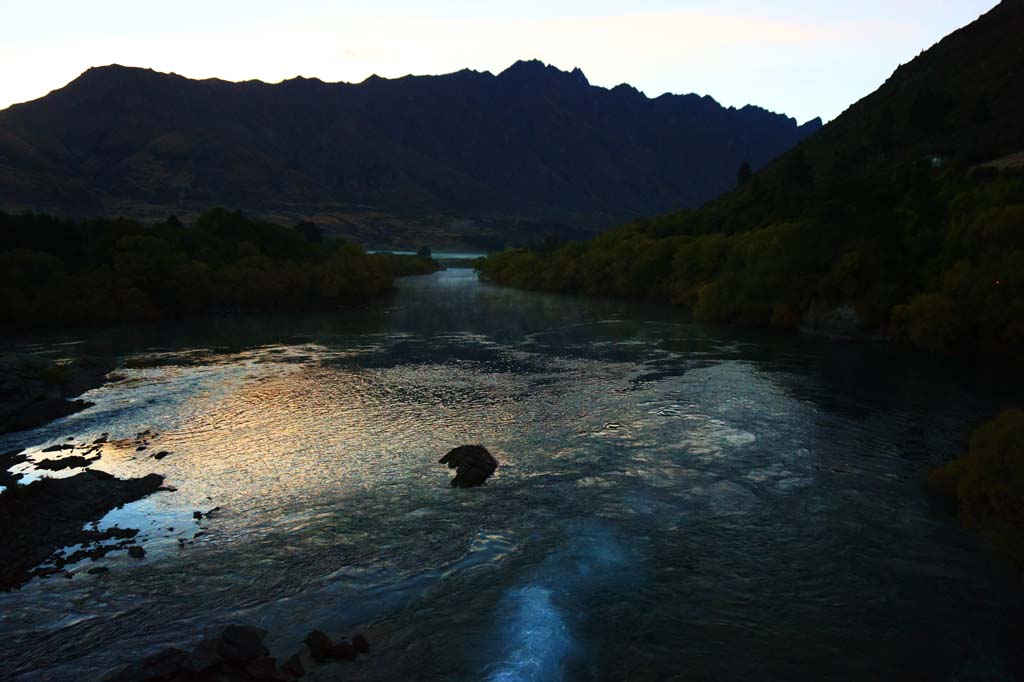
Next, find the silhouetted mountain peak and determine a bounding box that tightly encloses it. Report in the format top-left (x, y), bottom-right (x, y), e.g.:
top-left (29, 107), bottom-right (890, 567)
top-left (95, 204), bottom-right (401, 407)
top-left (499, 59), bottom-right (547, 76)
top-left (610, 83), bottom-right (645, 99)
top-left (61, 64), bottom-right (192, 96)
top-left (569, 66), bottom-right (590, 86)
top-left (284, 75), bottom-right (324, 84)
top-left (0, 61), bottom-right (818, 244)
top-left (76, 64), bottom-right (170, 82)
top-left (800, 117), bottom-right (824, 132)
top-left (498, 60), bottom-right (589, 88)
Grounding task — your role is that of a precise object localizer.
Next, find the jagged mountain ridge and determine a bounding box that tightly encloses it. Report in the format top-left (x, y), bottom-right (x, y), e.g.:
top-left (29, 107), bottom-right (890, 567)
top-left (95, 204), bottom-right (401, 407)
top-left (0, 60), bottom-right (820, 246)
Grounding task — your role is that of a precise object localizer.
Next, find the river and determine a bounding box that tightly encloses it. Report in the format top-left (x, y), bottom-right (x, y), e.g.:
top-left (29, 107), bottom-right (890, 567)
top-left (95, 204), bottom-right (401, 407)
top-left (0, 269), bottom-right (1021, 680)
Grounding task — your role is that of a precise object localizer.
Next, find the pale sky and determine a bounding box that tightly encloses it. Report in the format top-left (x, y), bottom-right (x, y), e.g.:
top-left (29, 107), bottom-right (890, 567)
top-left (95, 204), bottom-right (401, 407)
top-left (0, 0), bottom-right (1000, 123)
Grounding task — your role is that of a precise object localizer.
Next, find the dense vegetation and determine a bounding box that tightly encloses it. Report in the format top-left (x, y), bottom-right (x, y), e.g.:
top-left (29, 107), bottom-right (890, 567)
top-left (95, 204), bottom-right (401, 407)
top-left (929, 410), bottom-right (1024, 571)
top-left (479, 1), bottom-right (1024, 358)
top-left (0, 209), bottom-right (424, 330)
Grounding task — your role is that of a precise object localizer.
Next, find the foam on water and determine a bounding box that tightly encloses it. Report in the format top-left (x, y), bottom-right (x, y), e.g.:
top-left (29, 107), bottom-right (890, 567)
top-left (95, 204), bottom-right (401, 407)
top-left (488, 586), bottom-right (573, 682)
top-left (487, 522), bottom-right (636, 681)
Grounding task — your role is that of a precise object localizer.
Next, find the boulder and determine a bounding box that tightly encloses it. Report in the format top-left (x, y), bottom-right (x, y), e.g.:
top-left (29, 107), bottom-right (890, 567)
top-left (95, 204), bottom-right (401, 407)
top-left (187, 637), bottom-right (225, 672)
top-left (304, 630), bottom-right (333, 662)
top-left (218, 625), bottom-right (270, 662)
top-left (352, 633), bottom-right (370, 654)
top-left (331, 641), bottom-right (358, 661)
top-left (107, 624), bottom-right (282, 681)
top-left (35, 454), bottom-right (100, 471)
top-left (281, 653), bottom-right (304, 678)
top-left (439, 445), bottom-right (498, 488)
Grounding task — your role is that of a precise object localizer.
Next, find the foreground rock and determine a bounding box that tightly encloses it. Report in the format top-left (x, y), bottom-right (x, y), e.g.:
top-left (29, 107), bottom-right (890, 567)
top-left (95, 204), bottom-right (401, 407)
top-left (107, 625), bottom-right (371, 681)
top-left (34, 453), bottom-right (102, 470)
top-left (0, 353), bottom-right (118, 434)
top-left (439, 445), bottom-right (498, 488)
top-left (0, 468), bottom-right (165, 590)
top-left (107, 625), bottom-right (286, 682)
top-left (0, 449), bottom-right (29, 488)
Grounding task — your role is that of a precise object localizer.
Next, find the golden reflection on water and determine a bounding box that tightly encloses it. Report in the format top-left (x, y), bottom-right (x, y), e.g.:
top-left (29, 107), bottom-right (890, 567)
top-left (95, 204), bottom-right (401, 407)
top-left (112, 345), bottom-right (537, 531)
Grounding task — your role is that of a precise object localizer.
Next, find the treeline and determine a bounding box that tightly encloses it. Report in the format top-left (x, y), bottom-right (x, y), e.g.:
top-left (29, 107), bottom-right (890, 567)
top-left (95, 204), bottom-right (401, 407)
top-left (477, 166), bottom-right (1024, 357)
top-left (477, 1), bottom-right (1024, 358)
top-left (0, 209), bottom-right (427, 330)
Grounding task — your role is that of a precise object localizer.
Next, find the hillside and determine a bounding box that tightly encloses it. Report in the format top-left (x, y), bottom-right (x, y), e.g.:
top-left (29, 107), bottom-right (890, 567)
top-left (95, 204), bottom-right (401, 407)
top-left (479, 1), bottom-right (1024, 357)
top-left (0, 62), bottom-right (819, 249)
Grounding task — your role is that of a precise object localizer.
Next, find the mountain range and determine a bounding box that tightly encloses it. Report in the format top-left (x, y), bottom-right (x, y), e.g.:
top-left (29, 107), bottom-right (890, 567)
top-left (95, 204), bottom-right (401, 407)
top-left (0, 61), bottom-right (819, 248)
top-left (479, 0), bottom-right (1024, 357)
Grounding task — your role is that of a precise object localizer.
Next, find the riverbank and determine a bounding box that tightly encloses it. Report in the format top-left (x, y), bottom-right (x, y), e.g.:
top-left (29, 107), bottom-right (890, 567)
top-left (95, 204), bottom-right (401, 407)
top-left (0, 453), bottom-right (166, 590)
top-left (0, 353), bottom-right (120, 435)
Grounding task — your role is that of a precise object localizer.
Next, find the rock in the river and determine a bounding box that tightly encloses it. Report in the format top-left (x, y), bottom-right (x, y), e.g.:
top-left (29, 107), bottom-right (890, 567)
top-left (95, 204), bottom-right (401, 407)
top-left (107, 624), bottom-right (287, 681)
top-left (0, 449), bottom-right (29, 488)
top-left (439, 445), bottom-right (498, 488)
top-left (304, 630), bottom-right (334, 662)
top-left (218, 625), bottom-right (270, 662)
top-left (35, 454), bottom-right (101, 471)
top-left (127, 546), bottom-right (146, 559)
top-left (0, 469), bottom-right (165, 591)
top-left (331, 641), bottom-right (358, 661)
top-left (281, 653), bottom-right (304, 678)
top-left (352, 633), bottom-right (370, 654)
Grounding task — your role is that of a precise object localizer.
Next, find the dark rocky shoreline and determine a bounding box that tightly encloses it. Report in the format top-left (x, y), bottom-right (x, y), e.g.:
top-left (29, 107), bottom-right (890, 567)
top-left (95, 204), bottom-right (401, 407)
top-left (106, 624), bottom-right (371, 681)
top-left (0, 353), bottom-right (119, 435)
top-left (0, 462), bottom-right (167, 591)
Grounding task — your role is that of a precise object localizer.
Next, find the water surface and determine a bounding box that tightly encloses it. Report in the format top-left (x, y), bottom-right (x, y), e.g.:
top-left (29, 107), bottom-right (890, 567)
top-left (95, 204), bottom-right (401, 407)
top-left (1, 270), bottom-right (1021, 681)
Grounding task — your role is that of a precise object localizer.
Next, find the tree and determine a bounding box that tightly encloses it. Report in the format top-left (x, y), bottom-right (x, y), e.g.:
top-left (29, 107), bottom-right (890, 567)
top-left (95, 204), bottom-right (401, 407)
top-left (908, 86), bottom-right (954, 135)
top-left (737, 161), bottom-right (753, 186)
top-left (294, 220), bottom-right (324, 244)
top-left (783, 150), bottom-right (814, 186)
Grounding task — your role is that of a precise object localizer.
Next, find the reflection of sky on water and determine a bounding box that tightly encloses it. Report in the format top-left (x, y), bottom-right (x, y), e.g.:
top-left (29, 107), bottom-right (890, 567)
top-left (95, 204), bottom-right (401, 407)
top-left (0, 270), bottom-right (1021, 681)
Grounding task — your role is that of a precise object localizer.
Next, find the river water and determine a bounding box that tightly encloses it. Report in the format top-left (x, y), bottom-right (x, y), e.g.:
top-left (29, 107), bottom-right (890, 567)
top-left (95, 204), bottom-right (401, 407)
top-left (1, 269), bottom-right (1021, 681)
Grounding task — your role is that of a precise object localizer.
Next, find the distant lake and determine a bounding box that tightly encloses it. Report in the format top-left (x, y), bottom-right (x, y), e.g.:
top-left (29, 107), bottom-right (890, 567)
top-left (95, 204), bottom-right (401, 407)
top-left (1, 270), bottom-right (1021, 681)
